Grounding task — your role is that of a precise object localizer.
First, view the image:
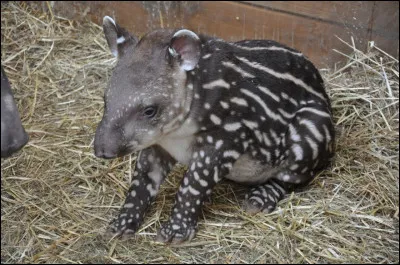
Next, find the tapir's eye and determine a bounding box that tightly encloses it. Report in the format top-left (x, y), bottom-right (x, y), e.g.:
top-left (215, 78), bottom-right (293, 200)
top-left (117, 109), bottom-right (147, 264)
top-left (143, 106), bottom-right (158, 118)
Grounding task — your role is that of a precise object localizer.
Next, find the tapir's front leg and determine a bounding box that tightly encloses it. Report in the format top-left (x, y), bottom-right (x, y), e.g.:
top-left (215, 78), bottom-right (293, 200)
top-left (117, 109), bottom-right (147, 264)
top-left (107, 145), bottom-right (176, 238)
top-left (156, 135), bottom-right (242, 243)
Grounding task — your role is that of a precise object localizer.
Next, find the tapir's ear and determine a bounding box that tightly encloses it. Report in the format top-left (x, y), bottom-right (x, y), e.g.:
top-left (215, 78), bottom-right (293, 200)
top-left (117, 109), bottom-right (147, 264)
top-left (168, 29), bottom-right (201, 71)
top-left (103, 16), bottom-right (138, 58)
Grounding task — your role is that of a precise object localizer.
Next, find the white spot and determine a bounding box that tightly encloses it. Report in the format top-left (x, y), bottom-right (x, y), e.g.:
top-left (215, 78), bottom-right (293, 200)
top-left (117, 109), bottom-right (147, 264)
top-left (204, 103), bottom-right (211, 109)
top-left (205, 156), bottom-right (211, 164)
top-left (146, 183), bottom-right (157, 196)
top-left (223, 150), bottom-right (241, 159)
top-left (188, 185), bottom-right (200, 195)
top-left (220, 101), bottom-right (229, 109)
top-left (282, 175), bottom-right (291, 181)
top-left (132, 180), bottom-right (140, 186)
top-left (199, 179), bottom-right (208, 187)
top-left (130, 190), bottom-right (136, 197)
top-left (124, 203), bottom-right (134, 208)
top-left (210, 114), bottom-right (222, 125)
top-left (200, 150), bottom-right (205, 157)
top-left (207, 136), bottom-right (213, 143)
top-left (203, 169), bottom-right (209, 176)
top-left (215, 140), bottom-right (224, 149)
top-left (202, 53), bottom-right (212, 59)
top-left (223, 122), bottom-right (241, 131)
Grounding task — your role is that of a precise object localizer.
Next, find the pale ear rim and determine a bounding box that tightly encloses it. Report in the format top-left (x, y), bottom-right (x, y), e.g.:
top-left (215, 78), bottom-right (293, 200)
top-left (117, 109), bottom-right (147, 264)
top-left (103, 16), bottom-right (116, 27)
top-left (172, 29), bottom-right (200, 40)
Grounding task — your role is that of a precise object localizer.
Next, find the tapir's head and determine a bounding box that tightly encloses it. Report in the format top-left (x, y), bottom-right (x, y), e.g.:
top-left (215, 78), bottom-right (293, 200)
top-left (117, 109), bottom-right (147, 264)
top-left (1, 66), bottom-right (29, 158)
top-left (94, 16), bottom-right (201, 159)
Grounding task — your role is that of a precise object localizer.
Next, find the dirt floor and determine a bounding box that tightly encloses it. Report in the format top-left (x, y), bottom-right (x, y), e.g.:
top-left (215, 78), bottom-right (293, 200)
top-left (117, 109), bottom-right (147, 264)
top-left (1, 2), bottom-right (399, 263)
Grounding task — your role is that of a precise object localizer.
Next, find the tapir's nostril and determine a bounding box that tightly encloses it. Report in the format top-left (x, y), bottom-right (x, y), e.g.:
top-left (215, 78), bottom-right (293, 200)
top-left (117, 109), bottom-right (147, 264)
top-left (94, 147), bottom-right (117, 159)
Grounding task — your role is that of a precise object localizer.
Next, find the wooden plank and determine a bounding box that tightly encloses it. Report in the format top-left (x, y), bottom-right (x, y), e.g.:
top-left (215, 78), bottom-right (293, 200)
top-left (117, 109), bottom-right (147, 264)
top-left (179, 1), bottom-right (370, 67)
top-left (26, 1), bottom-right (398, 67)
top-left (242, 1), bottom-right (374, 25)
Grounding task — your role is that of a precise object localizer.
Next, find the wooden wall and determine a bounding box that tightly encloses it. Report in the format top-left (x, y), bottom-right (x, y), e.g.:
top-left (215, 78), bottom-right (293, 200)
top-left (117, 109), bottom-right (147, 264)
top-left (28, 1), bottom-right (399, 68)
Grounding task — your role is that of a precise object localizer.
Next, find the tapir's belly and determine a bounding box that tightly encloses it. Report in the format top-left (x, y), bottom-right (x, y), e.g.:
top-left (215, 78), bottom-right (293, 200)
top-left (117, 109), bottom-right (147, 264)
top-left (224, 153), bottom-right (281, 185)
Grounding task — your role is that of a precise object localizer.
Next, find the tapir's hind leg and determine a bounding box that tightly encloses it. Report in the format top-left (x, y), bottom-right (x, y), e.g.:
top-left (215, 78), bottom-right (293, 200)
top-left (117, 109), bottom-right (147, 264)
top-left (243, 104), bottom-right (335, 214)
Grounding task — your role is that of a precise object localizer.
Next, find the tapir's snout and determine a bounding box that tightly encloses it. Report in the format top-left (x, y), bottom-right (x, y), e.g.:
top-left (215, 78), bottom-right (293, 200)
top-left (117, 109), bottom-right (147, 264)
top-left (94, 118), bottom-right (131, 159)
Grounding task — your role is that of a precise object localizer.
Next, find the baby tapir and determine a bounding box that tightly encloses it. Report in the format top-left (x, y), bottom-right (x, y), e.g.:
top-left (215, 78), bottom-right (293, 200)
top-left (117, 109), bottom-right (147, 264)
top-left (1, 65), bottom-right (29, 158)
top-left (94, 16), bottom-right (335, 243)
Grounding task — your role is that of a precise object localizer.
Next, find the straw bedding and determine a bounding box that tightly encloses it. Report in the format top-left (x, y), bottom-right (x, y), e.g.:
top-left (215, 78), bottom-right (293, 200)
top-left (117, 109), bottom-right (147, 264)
top-left (1, 2), bottom-right (398, 263)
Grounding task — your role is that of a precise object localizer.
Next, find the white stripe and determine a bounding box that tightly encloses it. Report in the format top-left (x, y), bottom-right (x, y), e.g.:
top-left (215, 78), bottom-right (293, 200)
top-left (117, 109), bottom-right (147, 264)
top-left (216, 39), bottom-right (304, 56)
top-left (265, 184), bottom-right (280, 197)
top-left (305, 136), bottom-right (318, 160)
top-left (223, 150), bottom-right (241, 159)
top-left (203, 79), bottom-right (230, 89)
top-left (260, 148), bottom-right (271, 161)
top-left (271, 181), bottom-right (286, 194)
top-left (202, 54), bottom-right (212, 59)
top-left (289, 124), bottom-right (301, 142)
top-left (281, 92), bottom-right (299, 106)
top-left (254, 130), bottom-right (263, 143)
top-left (270, 129), bottom-right (280, 145)
top-left (278, 108), bottom-right (294, 119)
top-left (237, 56), bottom-right (326, 101)
top-left (213, 166), bottom-right (220, 182)
top-left (230, 97), bottom-right (248, 106)
top-left (298, 107), bottom-right (331, 118)
top-left (241, 88), bottom-right (287, 125)
top-left (300, 119), bottom-right (324, 142)
top-left (258, 85), bottom-right (280, 102)
top-left (224, 122), bottom-right (241, 131)
top-left (323, 124), bottom-right (332, 150)
top-left (222, 61), bottom-right (255, 78)
top-left (291, 144), bottom-right (303, 161)
top-left (242, 119), bottom-right (259, 129)
top-left (262, 133), bottom-right (272, 146)
top-left (233, 43), bottom-right (303, 57)
top-left (210, 114), bottom-right (221, 125)
top-left (249, 196), bottom-right (264, 205)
